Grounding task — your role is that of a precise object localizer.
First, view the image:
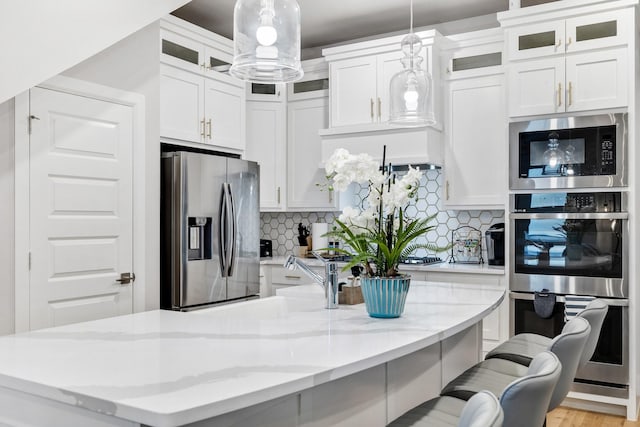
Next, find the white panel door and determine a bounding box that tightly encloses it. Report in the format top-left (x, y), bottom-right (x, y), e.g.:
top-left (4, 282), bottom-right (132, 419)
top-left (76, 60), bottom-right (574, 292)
top-left (329, 56), bottom-right (377, 127)
top-left (376, 51), bottom-right (404, 123)
top-left (287, 97), bottom-right (337, 211)
top-left (29, 87), bottom-right (134, 330)
top-left (444, 75), bottom-right (506, 209)
top-left (508, 56), bottom-right (565, 117)
top-left (245, 100), bottom-right (286, 211)
top-left (205, 78), bottom-right (245, 152)
top-left (566, 48), bottom-right (627, 112)
top-left (160, 65), bottom-right (205, 143)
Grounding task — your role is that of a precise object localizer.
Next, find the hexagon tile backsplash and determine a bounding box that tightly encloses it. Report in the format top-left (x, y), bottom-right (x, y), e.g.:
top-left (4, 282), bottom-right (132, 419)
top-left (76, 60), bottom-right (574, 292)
top-left (260, 169), bottom-right (504, 259)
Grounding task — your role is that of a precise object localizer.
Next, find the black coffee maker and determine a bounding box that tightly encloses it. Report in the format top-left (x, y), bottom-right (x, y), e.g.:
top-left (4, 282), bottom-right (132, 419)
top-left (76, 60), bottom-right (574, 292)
top-left (485, 223), bottom-right (505, 266)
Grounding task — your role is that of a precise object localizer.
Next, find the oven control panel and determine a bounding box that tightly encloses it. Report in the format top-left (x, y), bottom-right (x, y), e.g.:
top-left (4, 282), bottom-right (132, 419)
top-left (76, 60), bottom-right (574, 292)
top-left (600, 134), bottom-right (616, 174)
top-left (512, 192), bottom-right (623, 213)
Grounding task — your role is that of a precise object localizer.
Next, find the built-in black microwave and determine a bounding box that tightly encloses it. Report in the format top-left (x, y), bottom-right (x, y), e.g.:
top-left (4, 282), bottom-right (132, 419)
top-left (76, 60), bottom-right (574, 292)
top-left (509, 113), bottom-right (627, 190)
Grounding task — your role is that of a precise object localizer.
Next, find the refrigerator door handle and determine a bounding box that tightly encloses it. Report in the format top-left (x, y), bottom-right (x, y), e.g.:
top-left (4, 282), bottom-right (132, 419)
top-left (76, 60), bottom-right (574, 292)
top-left (227, 184), bottom-right (238, 277)
top-left (224, 183), bottom-right (236, 277)
top-left (219, 184), bottom-right (228, 277)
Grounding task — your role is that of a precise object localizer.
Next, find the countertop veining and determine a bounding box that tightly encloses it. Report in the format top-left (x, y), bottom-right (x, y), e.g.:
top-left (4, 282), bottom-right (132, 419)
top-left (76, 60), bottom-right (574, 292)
top-left (0, 282), bottom-right (504, 426)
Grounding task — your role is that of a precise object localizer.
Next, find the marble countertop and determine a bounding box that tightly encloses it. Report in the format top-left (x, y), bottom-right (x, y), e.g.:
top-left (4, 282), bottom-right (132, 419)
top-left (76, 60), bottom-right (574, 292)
top-left (261, 256), bottom-right (505, 275)
top-left (0, 282), bottom-right (504, 427)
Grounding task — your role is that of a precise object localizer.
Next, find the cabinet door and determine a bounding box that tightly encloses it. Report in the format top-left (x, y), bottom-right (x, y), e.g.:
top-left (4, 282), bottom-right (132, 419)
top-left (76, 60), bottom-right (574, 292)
top-left (247, 83), bottom-right (286, 102)
top-left (160, 65), bottom-right (205, 143)
top-left (565, 48), bottom-right (627, 112)
top-left (329, 56), bottom-right (377, 127)
top-left (507, 20), bottom-right (565, 61)
top-left (204, 78), bottom-right (246, 151)
top-left (565, 10), bottom-right (630, 54)
top-left (507, 56), bottom-right (565, 117)
top-left (203, 45), bottom-right (233, 77)
top-left (287, 97), bottom-right (337, 210)
top-left (444, 75), bottom-right (506, 209)
top-left (376, 50), bottom-right (404, 123)
top-left (245, 100), bottom-right (286, 211)
top-left (161, 30), bottom-right (205, 74)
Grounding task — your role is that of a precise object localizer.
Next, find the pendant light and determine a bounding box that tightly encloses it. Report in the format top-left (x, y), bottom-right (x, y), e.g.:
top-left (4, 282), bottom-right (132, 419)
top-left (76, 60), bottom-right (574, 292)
top-left (230, 0), bottom-right (304, 83)
top-left (388, 0), bottom-right (435, 127)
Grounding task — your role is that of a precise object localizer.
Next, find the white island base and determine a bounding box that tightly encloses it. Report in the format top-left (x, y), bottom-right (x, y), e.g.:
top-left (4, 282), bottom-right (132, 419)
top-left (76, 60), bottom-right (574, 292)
top-left (0, 282), bottom-right (504, 427)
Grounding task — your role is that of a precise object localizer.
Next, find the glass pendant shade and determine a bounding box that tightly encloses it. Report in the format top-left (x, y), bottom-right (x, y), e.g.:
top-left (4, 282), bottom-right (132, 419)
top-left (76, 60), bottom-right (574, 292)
top-left (230, 0), bottom-right (304, 83)
top-left (389, 5), bottom-right (435, 127)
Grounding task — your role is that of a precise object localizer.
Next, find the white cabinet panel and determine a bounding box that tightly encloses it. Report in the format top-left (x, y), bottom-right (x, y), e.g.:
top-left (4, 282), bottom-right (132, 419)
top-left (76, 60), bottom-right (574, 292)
top-left (329, 57), bottom-right (377, 127)
top-left (508, 57), bottom-right (564, 117)
top-left (287, 97), bottom-right (337, 211)
top-left (205, 78), bottom-right (245, 151)
top-left (245, 100), bottom-right (286, 211)
top-left (376, 50), bottom-right (404, 123)
top-left (504, 7), bottom-right (631, 117)
top-left (444, 75), bottom-right (506, 209)
top-left (160, 66), bottom-right (205, 143)
top-left (566, 48), bottom-right (627, 113)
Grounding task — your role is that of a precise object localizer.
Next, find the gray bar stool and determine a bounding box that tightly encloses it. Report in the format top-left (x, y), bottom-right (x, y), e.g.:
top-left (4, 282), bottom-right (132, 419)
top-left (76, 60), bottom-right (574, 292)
top-left (485, 299), bottom-right (608, 368)
top-left (389, 352), bottom-right (561, 427)
top-left (440, 317), bottom-right (590, 414)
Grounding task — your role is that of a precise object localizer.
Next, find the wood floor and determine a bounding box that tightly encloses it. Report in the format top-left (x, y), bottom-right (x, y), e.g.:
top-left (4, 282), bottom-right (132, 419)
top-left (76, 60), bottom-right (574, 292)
top-left (548, 407), bottom-right (640, 426)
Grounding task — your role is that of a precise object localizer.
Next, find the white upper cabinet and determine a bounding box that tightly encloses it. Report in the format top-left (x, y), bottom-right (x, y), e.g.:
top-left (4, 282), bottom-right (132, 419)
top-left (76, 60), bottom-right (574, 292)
top-left (205, 78), bottom-right (246, 151)
top-left (245, 100), bottom-right (286, 211)
top-left (444, 75), bottom-right (506, 209)
top-left (160, 17), bottom-right (245, 153)
top-left (441, 29), bottom-right (506, 210)
top-left (508, 9), bottom-right (630, 61)
top-left (287, 96), bottom-right (338, 211)
top-left (247, 83), bottom-right (285, 102)
top-left (500, 2), bottom-right (632, 117)
top-left (328, 56), bottom-right (378, 127)
top-left (244, 58), bottom-right (338, 212)
top-left (323, 30), bottom-right (441, 131)
top-left (160, 65), bottom-right (205, 143)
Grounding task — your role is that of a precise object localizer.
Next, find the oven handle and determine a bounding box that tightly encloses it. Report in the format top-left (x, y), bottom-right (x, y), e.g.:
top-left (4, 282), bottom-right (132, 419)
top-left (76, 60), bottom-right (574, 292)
top-left (510, 212), bottom-right (628, 220)
top-left (510, 291), bottom-right (628, 306)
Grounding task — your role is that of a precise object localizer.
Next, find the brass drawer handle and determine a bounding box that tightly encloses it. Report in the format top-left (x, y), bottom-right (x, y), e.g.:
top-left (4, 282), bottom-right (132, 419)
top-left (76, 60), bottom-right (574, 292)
top-left (285, 275), bottom-right (301, 279)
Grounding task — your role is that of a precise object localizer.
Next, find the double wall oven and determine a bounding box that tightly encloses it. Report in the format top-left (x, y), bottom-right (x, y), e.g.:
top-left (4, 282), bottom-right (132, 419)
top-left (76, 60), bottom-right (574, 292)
top-left (509, 114), bottom-right (629, 397)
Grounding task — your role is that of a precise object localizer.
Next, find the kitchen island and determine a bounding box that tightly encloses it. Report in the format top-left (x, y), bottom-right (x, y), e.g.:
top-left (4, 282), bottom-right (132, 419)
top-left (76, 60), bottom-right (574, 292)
top-left (0, 282), bottom-right (504, 427)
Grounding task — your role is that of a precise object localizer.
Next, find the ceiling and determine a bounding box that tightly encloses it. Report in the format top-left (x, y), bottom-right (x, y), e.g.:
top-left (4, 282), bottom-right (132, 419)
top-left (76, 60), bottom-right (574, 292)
top-left (172, 0), bottom-right (510, 50)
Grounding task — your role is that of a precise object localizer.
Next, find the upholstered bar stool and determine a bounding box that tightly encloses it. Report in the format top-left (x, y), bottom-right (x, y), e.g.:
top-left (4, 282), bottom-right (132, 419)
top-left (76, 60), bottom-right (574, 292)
top-left (389, 352), bottom-right (561, 427)
top-left (440, 317), bottom-right (590, 415)
top-left (486, 299), bottom-right (608, 368)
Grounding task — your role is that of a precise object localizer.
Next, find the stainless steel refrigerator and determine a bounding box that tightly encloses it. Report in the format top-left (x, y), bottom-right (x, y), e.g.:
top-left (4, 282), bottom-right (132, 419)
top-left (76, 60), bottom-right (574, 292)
top-left (161, 151), bottom-right (260, 310)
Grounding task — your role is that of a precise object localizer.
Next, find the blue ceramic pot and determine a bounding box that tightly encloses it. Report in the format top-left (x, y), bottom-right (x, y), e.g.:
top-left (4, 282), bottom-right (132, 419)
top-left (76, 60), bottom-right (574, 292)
top-left (360, 275), bottom-right (411, 318)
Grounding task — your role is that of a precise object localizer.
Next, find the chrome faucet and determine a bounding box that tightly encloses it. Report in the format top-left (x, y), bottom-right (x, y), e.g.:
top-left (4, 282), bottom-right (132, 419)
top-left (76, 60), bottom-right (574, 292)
top-left (284, 251), bottom-right (339, 309)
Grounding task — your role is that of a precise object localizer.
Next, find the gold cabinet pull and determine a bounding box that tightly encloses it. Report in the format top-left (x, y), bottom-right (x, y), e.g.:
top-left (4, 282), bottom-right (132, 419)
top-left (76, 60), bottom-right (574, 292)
top-left (446, 180), bottom-right (450, 200)
top-left (568, 81), bottom-right (573, 106)
top-left (285, 275), bottom-right (301, 279)
top-left (566, 37), bottom-right (572, 47)
top-left (277, 187), bottom-right (281, 204)
top-left (329, 189), bottom-right (333, 203)
top-left (556, 38), bottom-right (562, 48)
top-left (206, 119), bottom-right (212, 139)
top-left (200, 118), bottom-right (205, 137)
top-left (370, 98), bottom-right (374, 121)
top-left (377, 97), bottom-right (382, 121)
top-left (557, 83), bottom-right (562, 107)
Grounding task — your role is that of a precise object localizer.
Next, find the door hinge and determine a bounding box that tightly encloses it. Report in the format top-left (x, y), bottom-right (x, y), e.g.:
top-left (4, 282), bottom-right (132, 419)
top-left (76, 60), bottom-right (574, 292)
top-left (116, 272), bottom-right (135, 285)
top-left (28, 115), bottom-right (40, 135)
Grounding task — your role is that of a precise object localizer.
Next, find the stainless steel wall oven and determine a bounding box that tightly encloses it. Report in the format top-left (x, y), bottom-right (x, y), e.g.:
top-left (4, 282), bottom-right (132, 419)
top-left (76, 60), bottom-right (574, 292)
top-left (509, 191), bottom-right (628, 396)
